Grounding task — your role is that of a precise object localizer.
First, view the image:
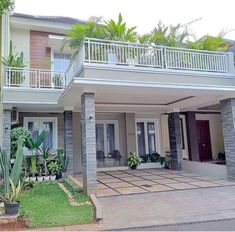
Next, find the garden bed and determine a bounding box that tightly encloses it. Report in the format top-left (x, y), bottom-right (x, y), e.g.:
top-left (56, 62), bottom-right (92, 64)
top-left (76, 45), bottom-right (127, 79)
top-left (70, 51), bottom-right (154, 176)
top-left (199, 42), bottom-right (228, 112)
top-left (19, 181), bottom-right (94, 228)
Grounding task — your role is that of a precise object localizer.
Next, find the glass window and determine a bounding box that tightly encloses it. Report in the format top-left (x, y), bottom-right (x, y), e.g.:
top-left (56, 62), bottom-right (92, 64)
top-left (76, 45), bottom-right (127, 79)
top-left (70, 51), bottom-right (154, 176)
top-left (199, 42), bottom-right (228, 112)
top-left (96, 124), bottom-right (104, 153)
top-left (107, 124), bottom-right (115, 155)
top-left (147, 122), bottom-right (156, 154)
top-left (137, 122), bottom-right (146, 155)
top-left (53, 53), bottom-right (71, 72)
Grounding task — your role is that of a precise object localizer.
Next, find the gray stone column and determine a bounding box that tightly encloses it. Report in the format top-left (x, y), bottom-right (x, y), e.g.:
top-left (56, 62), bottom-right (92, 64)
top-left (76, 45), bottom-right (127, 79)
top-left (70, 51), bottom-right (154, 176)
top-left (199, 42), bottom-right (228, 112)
top-left (185, 112), bottom-right (200, 161)
top-left (168, 112), bottom-right (183, 170)
top-left (221, 98), bottom-right (235, 181)
top-left (2, 109), bottom-right (11, 153)
top-left (81, 92), bottom-right (97, 195)
top-left (64, 111), bottom-right (74, 175)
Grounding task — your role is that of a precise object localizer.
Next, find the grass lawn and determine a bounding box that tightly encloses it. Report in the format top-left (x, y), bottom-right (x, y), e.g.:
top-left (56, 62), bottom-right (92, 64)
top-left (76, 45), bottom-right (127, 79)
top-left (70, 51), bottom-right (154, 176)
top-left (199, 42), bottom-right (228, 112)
top-left (19, 182), bottom-right (93, 228)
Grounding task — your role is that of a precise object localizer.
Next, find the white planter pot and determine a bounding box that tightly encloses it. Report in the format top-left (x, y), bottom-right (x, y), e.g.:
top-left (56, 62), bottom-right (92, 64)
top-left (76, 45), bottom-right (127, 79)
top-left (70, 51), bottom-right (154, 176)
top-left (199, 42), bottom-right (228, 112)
top-left (138, 162), bottom-right (164, 169)
top-left (50, 175), bottom-right (56, 181)
top-left (29, 177), bottom-right (36, 181)
top-left (37, 176), bottom-right (44, 182)
top-left (44, 176), bottom-right (50, 181)
top-left (10, 159), bottom-right (15, 164)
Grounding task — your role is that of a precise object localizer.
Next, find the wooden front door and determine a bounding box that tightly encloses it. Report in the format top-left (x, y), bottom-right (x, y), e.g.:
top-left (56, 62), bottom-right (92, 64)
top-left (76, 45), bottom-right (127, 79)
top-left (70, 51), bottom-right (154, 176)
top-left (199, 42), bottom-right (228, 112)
top-left (196, 120), bottom-right (212, 161)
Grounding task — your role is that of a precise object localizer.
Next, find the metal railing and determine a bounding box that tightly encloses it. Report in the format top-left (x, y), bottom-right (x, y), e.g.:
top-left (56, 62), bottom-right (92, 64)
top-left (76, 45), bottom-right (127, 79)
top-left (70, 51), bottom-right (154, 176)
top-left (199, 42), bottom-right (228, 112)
top-left (66, 38), bottom-right (233, 84)
top-left (5, 67), bottom-right (66, 89)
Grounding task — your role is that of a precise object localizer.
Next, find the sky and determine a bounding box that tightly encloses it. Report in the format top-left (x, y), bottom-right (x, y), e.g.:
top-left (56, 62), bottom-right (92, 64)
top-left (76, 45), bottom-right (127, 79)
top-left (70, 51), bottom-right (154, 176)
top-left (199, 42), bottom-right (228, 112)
top-left (14, 0), bottom-right (235, 40)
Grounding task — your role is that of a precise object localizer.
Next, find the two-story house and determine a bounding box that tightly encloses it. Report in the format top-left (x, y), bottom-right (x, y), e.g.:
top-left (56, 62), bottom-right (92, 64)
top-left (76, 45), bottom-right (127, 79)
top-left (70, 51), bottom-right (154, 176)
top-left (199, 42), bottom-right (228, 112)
top-left (2, 13), bottom-right (235, 194)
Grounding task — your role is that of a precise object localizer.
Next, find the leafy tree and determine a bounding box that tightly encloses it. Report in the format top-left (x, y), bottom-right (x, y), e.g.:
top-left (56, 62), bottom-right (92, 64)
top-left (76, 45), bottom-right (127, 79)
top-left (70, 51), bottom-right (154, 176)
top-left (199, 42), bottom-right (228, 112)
top-left (0, 0), bottom-right (14, 16)
top-left (104, 13), bottom-right (137, 42)
top-left (63, 17), bottom-right (105, 56)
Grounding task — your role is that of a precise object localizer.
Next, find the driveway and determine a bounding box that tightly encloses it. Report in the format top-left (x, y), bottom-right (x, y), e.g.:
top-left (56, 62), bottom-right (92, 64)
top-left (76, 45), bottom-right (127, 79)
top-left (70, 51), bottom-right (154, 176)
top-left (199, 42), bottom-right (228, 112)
top-left (96, 169), bottom-right (235, 230)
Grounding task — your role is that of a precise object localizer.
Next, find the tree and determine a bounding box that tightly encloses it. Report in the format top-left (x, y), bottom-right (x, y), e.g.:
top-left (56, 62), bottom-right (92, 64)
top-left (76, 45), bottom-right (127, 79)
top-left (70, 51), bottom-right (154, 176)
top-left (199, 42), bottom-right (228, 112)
top-left (0, 0), bottom-right (14, 16)
top-left (63, 17), bottom-right (105, 56)
top-left (104, 13), bottom-right (137, 42)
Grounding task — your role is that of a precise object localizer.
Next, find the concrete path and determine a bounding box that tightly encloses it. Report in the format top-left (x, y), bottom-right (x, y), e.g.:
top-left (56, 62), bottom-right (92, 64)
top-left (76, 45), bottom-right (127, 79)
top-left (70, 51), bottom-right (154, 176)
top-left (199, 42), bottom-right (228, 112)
top-left (99, 185), bottom-right (235, 230)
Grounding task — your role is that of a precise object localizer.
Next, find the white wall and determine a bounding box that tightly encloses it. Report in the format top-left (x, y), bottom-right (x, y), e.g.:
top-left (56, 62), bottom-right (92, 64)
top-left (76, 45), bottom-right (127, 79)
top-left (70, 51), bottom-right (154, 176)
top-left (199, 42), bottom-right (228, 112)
top-left (196, 114), bottom-right (224, 159)
top-left (10, 28), bottom-right (30, 67)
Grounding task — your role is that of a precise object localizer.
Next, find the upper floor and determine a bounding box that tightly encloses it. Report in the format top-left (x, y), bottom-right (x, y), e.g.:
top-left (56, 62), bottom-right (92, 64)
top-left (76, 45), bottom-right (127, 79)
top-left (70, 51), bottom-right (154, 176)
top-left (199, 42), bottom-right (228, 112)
top-left (3, 13), bottom-right (235, 112)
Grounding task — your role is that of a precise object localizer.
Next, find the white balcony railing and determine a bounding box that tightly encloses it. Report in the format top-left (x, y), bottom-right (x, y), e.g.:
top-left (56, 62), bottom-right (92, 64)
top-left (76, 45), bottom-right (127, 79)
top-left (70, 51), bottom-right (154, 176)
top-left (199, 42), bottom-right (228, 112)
top-left (5, 67), bottom-right (66, 89)
top-left (66, 38), bottom-right (234, 85)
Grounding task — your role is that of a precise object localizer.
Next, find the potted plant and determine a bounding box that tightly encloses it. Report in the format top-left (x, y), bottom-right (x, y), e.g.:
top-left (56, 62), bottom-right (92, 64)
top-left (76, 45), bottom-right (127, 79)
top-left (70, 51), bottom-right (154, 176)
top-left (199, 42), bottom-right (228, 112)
top-left (37, 165), bottom-right (43, 182)
top-left (29, 155), bottom-right (37, 181)
top-left (42, 148), bottom-right (52, 181)
top-left (1, 179), bottom-right (22, 215)
top-left (48, 161), bottom-right (60, 181)
top-left (127, 152), bottom-right (141, 170)
top-left (56, 149), bottom-right (68, 179)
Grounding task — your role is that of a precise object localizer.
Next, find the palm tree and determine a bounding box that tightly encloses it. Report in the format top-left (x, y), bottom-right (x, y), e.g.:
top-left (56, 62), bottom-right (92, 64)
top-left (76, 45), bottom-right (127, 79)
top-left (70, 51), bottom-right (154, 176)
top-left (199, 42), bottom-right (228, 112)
top-left (104, 13), bottom-right (137, 42)
top-left (63, 17), bottom-right (105, 56)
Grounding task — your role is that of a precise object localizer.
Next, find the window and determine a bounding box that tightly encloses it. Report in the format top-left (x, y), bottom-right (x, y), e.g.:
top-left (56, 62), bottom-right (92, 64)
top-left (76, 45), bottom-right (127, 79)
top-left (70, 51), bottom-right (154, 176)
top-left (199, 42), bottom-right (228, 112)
top-left (96, 121), bottom-right (119, 156)
top-left (53, 53), bottom-right (71, 72)
top-left (24, 117), bottom-right (58, 150)
top-left (136, 119), bottom-right (159, 155)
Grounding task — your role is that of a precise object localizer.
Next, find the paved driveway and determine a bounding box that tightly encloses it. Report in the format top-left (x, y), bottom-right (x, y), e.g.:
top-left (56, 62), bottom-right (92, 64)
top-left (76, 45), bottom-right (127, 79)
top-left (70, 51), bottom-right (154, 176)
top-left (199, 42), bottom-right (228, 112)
top-left (97, 169), bottom-right (234, 197)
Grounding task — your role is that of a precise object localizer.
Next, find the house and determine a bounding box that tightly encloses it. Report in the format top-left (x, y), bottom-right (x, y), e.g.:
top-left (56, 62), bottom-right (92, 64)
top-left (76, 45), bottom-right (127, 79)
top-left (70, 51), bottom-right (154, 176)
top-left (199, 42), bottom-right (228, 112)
top-left (1, 13), bottom-right (235, 195)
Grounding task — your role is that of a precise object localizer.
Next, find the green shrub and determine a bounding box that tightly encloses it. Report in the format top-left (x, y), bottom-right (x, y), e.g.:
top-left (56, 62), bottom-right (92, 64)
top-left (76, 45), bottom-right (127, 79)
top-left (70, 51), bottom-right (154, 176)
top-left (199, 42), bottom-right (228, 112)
top-left (10, 127), bottom-right (31, 158)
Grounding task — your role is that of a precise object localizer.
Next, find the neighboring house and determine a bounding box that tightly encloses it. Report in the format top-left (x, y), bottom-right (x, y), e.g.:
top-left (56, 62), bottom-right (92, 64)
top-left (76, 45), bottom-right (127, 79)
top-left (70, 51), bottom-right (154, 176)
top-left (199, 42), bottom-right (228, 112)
top-left (2, 13), bottom-right (235, 194)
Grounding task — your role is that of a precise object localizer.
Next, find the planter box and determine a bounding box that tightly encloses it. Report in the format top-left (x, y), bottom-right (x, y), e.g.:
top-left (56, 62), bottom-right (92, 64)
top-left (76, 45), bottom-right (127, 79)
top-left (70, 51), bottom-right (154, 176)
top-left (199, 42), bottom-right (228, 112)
top-left (138, 162), bottom-right (164, 169)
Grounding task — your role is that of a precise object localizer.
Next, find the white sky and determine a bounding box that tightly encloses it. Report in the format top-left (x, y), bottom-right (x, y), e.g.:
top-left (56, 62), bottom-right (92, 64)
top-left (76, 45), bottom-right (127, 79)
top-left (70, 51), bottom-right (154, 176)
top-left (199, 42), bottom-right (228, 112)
top-left (14, 0), bottom-right (235, 40)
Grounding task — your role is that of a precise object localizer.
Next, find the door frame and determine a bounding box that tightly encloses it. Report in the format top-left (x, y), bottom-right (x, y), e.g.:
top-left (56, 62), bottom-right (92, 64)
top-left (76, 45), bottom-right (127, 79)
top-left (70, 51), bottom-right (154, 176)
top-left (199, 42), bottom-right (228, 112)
top-left (135, 118), bottom-right (160, 155)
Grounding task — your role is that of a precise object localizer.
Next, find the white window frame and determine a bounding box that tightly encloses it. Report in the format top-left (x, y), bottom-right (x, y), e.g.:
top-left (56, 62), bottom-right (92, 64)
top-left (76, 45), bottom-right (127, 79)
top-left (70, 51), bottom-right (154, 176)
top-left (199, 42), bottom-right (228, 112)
top-left (96, 120), bottom-right (119, 156)
top-left (23, 117), bottom-right (58, 150)
top-left (135, 118), bottom-right (160, 155)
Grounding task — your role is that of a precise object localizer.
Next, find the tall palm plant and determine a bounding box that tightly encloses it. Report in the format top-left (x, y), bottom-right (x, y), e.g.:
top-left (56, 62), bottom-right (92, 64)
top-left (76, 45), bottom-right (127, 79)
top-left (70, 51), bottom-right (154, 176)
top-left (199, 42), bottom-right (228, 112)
top-left (63, 17), bottom-right (105, 56)
top-left (104, 13), bottom-right (137, 42)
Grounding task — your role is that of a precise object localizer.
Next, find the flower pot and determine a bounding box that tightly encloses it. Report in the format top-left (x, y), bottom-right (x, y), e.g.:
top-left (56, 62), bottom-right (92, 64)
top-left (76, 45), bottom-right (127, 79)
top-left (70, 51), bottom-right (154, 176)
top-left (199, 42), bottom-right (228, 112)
top-left (56, 172), bottom-right (63, 180)
top-left (4, 201), bottom-right (20, 215)
top-left (131, 165), bottom-right (137, 170)
top-left (37, 176), bottom-right (43, 182)
top-left (50, 175), bottom-right (56, 181)
top-left (29, 176), bottom-right (36, 182)
top-left (44, 176), bottom-right (50, 181)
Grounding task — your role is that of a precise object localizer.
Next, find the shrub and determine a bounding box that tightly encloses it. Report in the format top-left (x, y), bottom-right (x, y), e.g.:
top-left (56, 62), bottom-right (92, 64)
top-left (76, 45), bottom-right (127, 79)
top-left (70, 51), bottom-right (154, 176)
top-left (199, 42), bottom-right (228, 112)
top-left (10, 127), bottom-right (31, 158)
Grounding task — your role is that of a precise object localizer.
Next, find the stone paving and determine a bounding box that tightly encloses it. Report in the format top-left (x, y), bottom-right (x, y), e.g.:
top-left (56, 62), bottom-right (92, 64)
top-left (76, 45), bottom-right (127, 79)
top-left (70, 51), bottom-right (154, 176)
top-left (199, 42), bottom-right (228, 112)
top-left (95, 169), bottom-right (235, 197)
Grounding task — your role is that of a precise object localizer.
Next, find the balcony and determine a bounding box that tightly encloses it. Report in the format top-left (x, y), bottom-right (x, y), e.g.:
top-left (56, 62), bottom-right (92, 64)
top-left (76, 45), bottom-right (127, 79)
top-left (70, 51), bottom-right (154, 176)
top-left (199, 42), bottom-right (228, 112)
top-left (4, 67), bottom-right (66, 89)
top-left (66, 38), bottom-right (235, 85)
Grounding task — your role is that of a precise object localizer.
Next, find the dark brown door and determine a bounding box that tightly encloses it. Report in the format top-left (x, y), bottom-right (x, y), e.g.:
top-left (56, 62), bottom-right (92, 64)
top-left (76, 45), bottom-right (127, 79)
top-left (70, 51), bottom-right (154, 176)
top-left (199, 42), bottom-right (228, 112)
top-left (196, 120), bottom-right (212, 161)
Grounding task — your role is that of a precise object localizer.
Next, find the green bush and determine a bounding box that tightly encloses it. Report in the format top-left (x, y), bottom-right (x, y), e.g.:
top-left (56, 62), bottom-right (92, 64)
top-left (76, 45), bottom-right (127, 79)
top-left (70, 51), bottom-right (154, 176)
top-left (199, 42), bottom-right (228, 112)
top-left (10, 127), bottom-right (31, 158)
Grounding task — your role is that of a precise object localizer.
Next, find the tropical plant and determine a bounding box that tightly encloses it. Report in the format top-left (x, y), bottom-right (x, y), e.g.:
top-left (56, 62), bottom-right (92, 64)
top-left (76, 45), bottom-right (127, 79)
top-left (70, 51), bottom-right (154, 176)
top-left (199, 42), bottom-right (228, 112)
top-left (104, 13), bottom-right (137, 42)
top-left (22, 178), bottom-right (34, 190)
top-left (41, 148), bottom-right (52, 176)
top-left (0, 136), bottom-right (24, 194)
top-left (127, 152), bottom-right (141, 169)
top-left (30, 155), bottom-right (37, 177)
top-left (187, 36), bottom-right (225, 51)
top-left (10, 127), bottom-right (31, 158)
top-left (48, 161), bottom-right (60, 175)
top-left (25, 131), bottom-right (47, 155)
top-left (0, 0), bottom-right (14, 16)
top-left (63, 17), bottom-right (105, 56)
top-left (56, 149), bottom-right (68, 173)
top-left (2, 40), bottom-right (25, 67)
top-left (0, 178), bottom-right (21, 203)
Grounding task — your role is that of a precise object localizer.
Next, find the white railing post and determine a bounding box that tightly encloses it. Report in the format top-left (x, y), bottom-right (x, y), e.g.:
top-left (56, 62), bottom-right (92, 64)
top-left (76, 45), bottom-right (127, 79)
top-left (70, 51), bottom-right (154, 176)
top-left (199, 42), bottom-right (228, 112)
top-left (38, 69), bottom-right (40, 88)
top-left (87, 39), bottom-right (91, 63)
top-left (227, 52), bottom-right (235, 74)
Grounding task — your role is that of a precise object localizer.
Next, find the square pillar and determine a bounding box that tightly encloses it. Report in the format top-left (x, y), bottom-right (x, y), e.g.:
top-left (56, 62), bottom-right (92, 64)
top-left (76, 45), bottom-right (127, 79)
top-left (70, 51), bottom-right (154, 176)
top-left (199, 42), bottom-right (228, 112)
top-left (168, 113), bottom-right (183, 170)
top-left (81, 92), bottom-right (97, 195)
top-left (221, 98), bottom-right (235, 181)
top-left (185, 112), bottom-right (200, 161)
top-left (2, 109), bottom-right (11, 153)
top-left (64, 111), bottom-right (74, 175)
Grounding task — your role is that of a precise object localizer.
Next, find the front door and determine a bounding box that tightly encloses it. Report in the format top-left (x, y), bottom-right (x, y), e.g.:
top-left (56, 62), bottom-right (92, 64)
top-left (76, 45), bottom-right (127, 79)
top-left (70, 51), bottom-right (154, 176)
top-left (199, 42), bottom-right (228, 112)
top-left (196, 120), bottom-right (212, 161)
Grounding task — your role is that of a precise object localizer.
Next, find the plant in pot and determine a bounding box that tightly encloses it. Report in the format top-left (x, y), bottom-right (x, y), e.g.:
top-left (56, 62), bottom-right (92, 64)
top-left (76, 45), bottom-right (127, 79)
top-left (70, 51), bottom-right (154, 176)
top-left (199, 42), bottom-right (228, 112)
top-left (29, 155), bottom-right (37, 181)
top-left (42, 148), bottom-right (52, 181)
top-left (37, 165), bottom-right (44, 182)
top-left (127, 152), bottom-right (141, 170)
top-left (0, 179), bottom-right (22, 215)
top-left (0, 136), bottom-right (24, 215)
top-left (56, 149), bottom-right (68, 179)
top-left (48, 161), bottom-right (60, 181)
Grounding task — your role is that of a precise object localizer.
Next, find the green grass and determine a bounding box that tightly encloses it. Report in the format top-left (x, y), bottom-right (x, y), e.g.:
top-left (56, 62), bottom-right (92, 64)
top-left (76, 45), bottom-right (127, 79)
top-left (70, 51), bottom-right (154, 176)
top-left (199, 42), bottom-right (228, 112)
top-left (19, 182), bottom-right (93, 228)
